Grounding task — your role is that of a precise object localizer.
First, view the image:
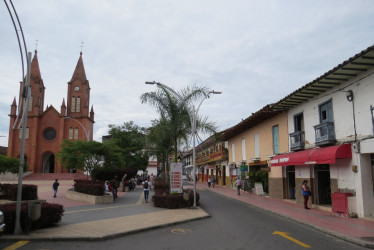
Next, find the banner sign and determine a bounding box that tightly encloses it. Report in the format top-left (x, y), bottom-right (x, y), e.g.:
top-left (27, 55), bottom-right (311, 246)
top-left (170, 162), bottom-right (183, 194)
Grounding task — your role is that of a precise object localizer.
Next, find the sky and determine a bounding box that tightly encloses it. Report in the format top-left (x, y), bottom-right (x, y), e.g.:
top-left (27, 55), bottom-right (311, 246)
top-left (1, 0), bottom-right (374, 147)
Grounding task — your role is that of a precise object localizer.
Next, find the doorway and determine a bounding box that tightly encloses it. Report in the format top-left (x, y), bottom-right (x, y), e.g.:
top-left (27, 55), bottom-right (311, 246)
top-left (286, 166), bottom-right (296, 199)
top-left (223, 166), bottom-right (226, 186)
top-left (43, 152), bottom-right (55, 173)
top-left (315, 165), bottom-right (331, 205)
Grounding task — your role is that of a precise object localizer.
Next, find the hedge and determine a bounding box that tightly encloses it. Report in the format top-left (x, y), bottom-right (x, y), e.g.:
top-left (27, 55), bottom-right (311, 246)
top-left (0, 202), bottom-right (64, 234)
top-left (0, 183), bottom-right (38, 201)
top-left (152, 178), bottom-right (200, 209)
top-left (74, 179), bottom-right (105, 196)
top-left (152, 189), bottom-right (200, 209)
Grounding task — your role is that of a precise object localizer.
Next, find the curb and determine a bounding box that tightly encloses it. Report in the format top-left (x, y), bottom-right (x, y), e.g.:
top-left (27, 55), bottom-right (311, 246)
top-left (0, 208), bottom-right (211, 242)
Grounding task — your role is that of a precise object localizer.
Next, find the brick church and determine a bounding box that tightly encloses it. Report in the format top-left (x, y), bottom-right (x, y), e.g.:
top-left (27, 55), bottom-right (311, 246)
top-left (7, 50), bottom-right (95, 173)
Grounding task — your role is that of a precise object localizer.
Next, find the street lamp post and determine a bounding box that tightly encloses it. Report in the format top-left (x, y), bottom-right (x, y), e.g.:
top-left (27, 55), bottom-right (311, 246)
top-left (64, 117), bottom-right (90, 141)
top-left (145, 81), bottom-right (221, 208)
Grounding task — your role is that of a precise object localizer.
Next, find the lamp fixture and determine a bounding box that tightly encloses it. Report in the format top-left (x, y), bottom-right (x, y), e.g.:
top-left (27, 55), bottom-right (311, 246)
top-left (346, 90), bottom-right (353, 102)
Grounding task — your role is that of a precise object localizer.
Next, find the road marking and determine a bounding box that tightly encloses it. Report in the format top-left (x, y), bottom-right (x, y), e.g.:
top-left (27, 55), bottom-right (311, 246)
top-left (171, 228), bottom-right (192, 234)
top-left (136, 192), bottom-right (144, 205)
top-left (272, 231), bottom-right (311, 248)
top-left (3, 241), bottom-right (29, 250)
top-left (64, 203), bottom-right (138, 214)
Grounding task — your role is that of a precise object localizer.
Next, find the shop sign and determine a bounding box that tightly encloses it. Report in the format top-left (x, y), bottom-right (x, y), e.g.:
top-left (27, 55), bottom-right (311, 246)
top-left (170, 162), bottom-right (183, 194)
top-left (240, 165), bottom-right (248, 172)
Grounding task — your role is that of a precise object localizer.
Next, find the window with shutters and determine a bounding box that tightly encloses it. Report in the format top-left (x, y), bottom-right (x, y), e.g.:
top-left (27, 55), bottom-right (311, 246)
top-left (71, 97), bottom-right (76, 112)
top-left (74, 128), bottom-right (79, 140)
top-left (314, 99), bottom-right (335, 145)
top-left (76, 97), bottom-right (81, 112)
top-left (231, 144), bottom-right (235, 162)
top-left (254, 133), bottom-right (260, 158)
top-left (69, 128), bottom-right (73, 140)
top-left (19, 127), bottom-right (29, 139)
top-left (241, 138), bottom-right (246, 161)
top-left (272, 125), bottom-right (279, 155)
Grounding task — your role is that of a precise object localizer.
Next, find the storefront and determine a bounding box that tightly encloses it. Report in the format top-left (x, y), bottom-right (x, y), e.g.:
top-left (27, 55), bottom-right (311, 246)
top-left (270, 143), bottom-right (352, 207)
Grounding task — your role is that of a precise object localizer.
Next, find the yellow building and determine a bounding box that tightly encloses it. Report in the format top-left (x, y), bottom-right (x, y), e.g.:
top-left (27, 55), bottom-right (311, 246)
top-left (222, 105), bottom-right (288, 197)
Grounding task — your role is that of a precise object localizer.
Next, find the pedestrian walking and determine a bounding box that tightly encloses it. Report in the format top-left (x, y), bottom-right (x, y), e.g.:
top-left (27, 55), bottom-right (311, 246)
top-left (143, 179), bottom-right (150, 203)
top-left (301, 180), bottom-right (311, 209)
top-left (111, 176), bottom-right (118, 199)
top-left (52, 179), bottom-right (59, 198)
top-left (212, 176), bottom-right (216, 188)
top-left (149, 173), bottom-right (154, 191)
top-left (121, 174), bottom-right (127, 192)
top-left (236, 178), bottom-right (241, 196)
top-left (207, 176), bottom-right (211, 188)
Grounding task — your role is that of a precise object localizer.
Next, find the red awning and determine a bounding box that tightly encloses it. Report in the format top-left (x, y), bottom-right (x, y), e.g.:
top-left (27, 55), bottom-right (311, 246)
top-left (270, 144), bottom-right (352, 167)
top-left (309, 144), bottom-right (352, 164)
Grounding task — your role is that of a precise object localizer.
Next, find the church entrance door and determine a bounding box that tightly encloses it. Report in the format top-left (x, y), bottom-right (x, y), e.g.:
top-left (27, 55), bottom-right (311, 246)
top-left (43, 152), bottom-right (55, 173)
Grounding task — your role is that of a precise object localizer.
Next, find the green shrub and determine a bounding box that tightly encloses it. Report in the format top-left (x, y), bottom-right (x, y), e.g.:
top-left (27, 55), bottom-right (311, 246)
top-left (0, 202), bottom-right (64, 234)
top-left (0, 184), bottom-right (37, 201)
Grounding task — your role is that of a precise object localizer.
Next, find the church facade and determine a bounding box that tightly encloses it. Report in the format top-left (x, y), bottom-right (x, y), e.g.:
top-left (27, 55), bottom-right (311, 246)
top-left (7, 51), bottom-right (95, 173)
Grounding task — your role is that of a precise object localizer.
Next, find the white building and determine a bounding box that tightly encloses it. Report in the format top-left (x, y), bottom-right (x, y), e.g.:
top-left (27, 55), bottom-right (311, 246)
top-left (271, 45), bottom-right (374, 219)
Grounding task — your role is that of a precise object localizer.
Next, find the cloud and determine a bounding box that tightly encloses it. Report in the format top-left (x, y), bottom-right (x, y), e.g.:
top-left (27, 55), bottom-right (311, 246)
top-left (1, 0), bottom-right (373, 147)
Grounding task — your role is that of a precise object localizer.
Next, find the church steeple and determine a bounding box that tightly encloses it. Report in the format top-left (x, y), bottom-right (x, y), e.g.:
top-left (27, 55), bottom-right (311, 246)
top-left (71, 52), bottom-right (87, 83)
top-left (66, 52), bottom-right (90, 117)
top-left (18, 50), bottom-right (45, 117)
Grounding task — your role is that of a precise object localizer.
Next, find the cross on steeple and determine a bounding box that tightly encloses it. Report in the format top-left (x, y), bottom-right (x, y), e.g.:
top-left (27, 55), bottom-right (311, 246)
top-left (35, 39), bottom-right (38, 51)
top-left (80, 41), bottom-right (84, 54)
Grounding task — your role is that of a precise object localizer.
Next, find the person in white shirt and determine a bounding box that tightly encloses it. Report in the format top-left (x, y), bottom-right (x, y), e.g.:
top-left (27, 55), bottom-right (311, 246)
top-left (142, 180), bottom-right (150, 203)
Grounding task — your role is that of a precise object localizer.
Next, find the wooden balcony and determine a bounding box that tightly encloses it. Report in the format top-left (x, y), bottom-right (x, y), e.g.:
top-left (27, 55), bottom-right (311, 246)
top-left (196, 149), bottom-right (228, 165)
top-left (314, 121), bottom-right (336, 146)
top-left (289, 130), bottom-right (305, 151)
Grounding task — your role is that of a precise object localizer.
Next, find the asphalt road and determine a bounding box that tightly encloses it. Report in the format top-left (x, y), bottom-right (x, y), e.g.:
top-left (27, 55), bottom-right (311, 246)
top-left (1, 185), bottom-right (367, 250)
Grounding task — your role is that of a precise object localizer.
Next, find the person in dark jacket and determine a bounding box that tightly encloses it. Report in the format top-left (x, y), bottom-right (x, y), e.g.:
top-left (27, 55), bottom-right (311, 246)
top-left (53, 179), bottom-right (59, 198)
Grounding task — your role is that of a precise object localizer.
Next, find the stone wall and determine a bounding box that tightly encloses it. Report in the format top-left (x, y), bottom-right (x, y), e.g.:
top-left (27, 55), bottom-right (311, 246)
top-left (269, 178), bottom-right (284, 199)
top-left (66, 190), bottom-right (113, 204)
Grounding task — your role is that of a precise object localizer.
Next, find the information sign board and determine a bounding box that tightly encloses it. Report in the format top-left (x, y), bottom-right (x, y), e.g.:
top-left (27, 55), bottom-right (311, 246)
top-left (170, 162), bottom-right (183, 194)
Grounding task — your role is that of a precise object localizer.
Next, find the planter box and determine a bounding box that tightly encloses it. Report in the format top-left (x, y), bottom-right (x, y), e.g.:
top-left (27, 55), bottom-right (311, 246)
top-left (66, 190), bottom-right (113, 204)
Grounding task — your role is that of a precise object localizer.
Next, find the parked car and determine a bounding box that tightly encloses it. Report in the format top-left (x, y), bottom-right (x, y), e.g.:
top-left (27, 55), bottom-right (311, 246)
top-left (0, 211), bottom-right (5, 235)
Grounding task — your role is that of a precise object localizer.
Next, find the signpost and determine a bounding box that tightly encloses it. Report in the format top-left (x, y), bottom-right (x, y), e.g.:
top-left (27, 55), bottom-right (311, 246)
top-left (170, 162), bottom-right (183, 194)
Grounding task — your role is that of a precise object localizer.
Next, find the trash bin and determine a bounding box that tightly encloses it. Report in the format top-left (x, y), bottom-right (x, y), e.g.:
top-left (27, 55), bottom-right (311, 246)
top-left (28, 201), bottom-right (41, 221)
top-left (183, 192), bottom-right (190, 201)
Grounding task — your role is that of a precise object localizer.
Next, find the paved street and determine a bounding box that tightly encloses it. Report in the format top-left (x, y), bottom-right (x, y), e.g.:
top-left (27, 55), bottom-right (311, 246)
top-left (1, 182), bottom-right (369, 250)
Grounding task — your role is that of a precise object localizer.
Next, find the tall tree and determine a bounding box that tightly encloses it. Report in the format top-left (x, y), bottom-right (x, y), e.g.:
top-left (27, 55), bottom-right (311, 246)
top-left (107, 121), bottom-right (149, 171)
top-left (141, 84), bottom-right (217, 163)
top-left (57, 140), bottom-right (124, 177)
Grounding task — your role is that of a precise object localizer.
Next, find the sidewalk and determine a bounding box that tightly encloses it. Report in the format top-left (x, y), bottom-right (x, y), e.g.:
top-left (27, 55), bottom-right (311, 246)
top-left (197, 181), bottom-right (374, 248)
top-left (0, 180), bottom-right (209, 241)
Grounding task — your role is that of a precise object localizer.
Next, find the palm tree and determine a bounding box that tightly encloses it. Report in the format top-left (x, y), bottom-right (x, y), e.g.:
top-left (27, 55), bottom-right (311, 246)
top-left (146, 118), bottom-right (174, 176)
top-left (141, 84), bottom-right (217, 164)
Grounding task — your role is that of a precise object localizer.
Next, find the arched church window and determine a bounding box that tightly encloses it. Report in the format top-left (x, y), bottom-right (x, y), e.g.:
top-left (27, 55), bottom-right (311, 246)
top-left (69, 127), bottom-right (73, 140)
top-left (74, 128), bottom-right (79, 140)
top-left (76, 97), bottom-right (81, 112)
top-left (71, 97), bottom-right (76, 112)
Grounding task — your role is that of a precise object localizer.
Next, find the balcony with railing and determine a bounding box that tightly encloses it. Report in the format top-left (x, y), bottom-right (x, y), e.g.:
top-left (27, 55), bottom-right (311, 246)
top-left (289, 130), bottom-right (305, 151)
top-left (314, 121), bottom-right (336, 146)
top-left (196, 148), bottom-right (228, 165)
